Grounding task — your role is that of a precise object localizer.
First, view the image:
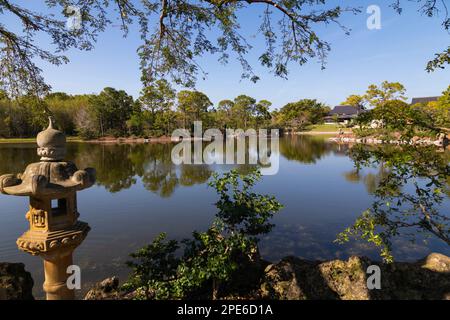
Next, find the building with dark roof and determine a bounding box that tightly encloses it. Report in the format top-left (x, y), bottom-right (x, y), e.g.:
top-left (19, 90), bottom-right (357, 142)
top-left (325, 105), bottom-right (364, 123)
top-left (411, 96), bottom-right (440, 105)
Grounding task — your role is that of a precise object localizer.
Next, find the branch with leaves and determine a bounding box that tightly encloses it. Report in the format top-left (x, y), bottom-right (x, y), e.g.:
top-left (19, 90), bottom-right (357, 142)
top-left (0, 0), bottom-right (448, 97)
top-left (337, 144), bottom-right (450, 263)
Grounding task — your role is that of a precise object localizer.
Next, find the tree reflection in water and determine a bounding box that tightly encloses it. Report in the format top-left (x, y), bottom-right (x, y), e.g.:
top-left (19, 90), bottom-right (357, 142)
top-left (69, 142), bottom-right (267, 196)
top-left (1, 139), bottom-right (448, 252)
top-left (338, 144), bottom-right (450, 262)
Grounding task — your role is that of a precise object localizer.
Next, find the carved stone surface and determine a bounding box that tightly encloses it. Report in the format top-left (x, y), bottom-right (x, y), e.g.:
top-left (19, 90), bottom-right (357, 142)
top-left (36, 117), bottom-right (67, 161)
top-left (17, 221), bottom-right (91, 256)
top-left (0, 118), bottom-right (96, 300)
top-left (0, 161), bottom-right (96, 197)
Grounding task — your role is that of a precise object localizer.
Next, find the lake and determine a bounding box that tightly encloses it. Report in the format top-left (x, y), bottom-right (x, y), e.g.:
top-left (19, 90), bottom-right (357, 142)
top-left (0, 136), bottom-right (449, 298)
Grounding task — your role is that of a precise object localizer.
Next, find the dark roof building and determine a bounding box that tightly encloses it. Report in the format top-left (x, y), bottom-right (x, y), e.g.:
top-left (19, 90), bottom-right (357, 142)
top-left (325, 105), bottom-right (363, 122)
top-left (328, 105), bottom-right (362, 116)
top-left (411, 96), bottom-right (440, 105)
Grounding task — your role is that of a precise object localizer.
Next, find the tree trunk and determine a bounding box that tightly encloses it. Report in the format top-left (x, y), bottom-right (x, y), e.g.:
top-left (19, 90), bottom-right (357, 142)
top-left (212, 279), bottom-right (219, 300)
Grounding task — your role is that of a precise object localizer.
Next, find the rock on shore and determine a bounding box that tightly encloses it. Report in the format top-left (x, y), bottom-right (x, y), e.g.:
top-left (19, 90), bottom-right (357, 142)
top-left (330, 133), bottom-right (450, 147)
top-left (84, 253), bottom-right (450, 300)
top-left (0, 263), bottom-right (34, 300)
top-left (260, 253), bottom-right (450, 300)
top-left (84, 277), bottom-right (122, 300)
top-left (4, 253), bottom-right (447, 300)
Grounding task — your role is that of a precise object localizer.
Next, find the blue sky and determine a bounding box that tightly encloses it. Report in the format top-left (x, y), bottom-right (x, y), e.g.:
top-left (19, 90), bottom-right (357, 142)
top-left (5, 0), bottom-right (450, 109)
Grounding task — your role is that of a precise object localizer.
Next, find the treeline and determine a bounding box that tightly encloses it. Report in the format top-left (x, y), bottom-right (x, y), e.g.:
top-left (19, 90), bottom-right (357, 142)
top-left (0, 80), bottom-right (329, 139)
top-left (0, 81), bottom-right (448, 139)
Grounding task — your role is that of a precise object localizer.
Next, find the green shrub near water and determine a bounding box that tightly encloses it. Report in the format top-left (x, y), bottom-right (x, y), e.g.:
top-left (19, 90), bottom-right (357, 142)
top-left (123, 169), bottom-right (283, 300)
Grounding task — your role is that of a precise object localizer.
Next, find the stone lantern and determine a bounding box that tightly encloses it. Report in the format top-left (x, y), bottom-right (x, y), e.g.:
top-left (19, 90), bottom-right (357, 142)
top-left (0, 118), bottom-right (96, 300)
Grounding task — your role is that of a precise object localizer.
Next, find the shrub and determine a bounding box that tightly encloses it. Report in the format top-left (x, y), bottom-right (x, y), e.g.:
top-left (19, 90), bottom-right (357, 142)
top-left (123, 169), bottom-right (283, 299)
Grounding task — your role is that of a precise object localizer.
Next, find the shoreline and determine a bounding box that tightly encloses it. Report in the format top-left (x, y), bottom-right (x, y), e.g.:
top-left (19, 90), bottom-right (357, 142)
top-left (3, 252), bottom-right (449, 300)
top-left (295, 131), bottom-right (351, 135)
top-left (0, 137), bottom-right (83, 144)
top-left (0, 136), bottom-right (183, 144)
top-left (329, 133), bottom-right (450, 148)
top-left (82, 252), bottom-right (450, 300)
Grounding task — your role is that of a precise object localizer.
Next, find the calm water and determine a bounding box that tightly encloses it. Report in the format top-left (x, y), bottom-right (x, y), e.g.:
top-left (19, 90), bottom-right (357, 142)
top-left (0, 136), bottom-right (449, 298)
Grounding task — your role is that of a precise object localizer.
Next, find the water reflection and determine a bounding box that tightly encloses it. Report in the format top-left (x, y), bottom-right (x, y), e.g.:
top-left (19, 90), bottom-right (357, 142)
top-left (0, 137), bottom-right (353, 196)
top-left (0, 136), bottom-right (448, 298)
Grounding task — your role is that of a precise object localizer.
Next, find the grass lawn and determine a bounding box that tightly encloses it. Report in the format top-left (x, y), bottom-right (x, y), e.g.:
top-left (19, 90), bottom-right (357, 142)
top-left (305, 124), bottom-right (353, 132)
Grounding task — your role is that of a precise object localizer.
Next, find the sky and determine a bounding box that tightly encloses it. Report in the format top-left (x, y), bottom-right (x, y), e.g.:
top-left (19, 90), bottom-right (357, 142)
top-left (3, 0), bottom-right (450, 109)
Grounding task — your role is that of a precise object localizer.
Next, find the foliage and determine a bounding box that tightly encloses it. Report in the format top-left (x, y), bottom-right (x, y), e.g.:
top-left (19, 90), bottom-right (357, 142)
top-left (337, 144), bottom-right (450, 263)
top-left (140, 79), bottom-right (176, 115)
top-left (123, 168), bottom-right (283, 299)
top-left (427, 46), bottom-right (450, 72)
top-left (123, 233), bottom-right (180, 299)
top-left (177, 90), bottom-right (213, 130)
top-left (89, 87), bottom-right (134, 137)
top-left (375, 100), bottom-right (436, 138)
top-left (274, 99), bottom-right (330, 131)
top-left (213, 96), bottom-right (273, 129)
top-left (209, 169), bottom-right (283, 236)
top-left (0, 85), bottom-right (280, 138)
top-left (344, 81), bottom-right (407, 112)
top-left (349, 81), bottom-right (447, 138)
top-left (413, 85), bottom-right (450, 128)
top-left (136, 79), bottom-right (176, 136)
top-left (0, 0), bottom-right (358, 95)
top-left (364, 81), bottom-right (407, 108)
top-left (254, 100), bottom-right (273, 128)
top-left (215, 99), bottom-right (235, 129)
top-left (1, 1), bottom-right (447, 97)
top-left (342, 94), bottom-right (365, 109)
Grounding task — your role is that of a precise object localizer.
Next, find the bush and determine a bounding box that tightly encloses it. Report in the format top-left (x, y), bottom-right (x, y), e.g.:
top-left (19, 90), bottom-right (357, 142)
top-left (123, 169), bottom-right (283, 299)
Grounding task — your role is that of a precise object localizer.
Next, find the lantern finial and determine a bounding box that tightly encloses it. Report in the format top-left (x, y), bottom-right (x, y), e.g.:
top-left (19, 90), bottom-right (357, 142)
top-left (36, 117), bottom-right (66, 161)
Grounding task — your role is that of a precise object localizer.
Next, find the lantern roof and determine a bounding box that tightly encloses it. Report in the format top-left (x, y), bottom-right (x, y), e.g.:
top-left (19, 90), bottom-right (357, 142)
top-left (0, 118), bottom-right (96, 198)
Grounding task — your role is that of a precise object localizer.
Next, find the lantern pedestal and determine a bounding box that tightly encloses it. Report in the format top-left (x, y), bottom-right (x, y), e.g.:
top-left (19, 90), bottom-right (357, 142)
top-left (43, 250), bottom-right (75, 300)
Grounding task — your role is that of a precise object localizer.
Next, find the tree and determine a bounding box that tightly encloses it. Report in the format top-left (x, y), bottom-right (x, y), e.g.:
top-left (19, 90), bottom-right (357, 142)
top-left (1, 1), bottom-right (446, 97)
top-left (342, 94), bottom-right (366, 109)
top-left (139, 79), bottom-right (175, 116)
top-left (232, 95), bottom-right (257, 129)
top-left (357, 99), bottom-right (437, 139)
top-left (439, 85), bottom-right (450, 105)
top-left (276, 99), bottom-right (329, 131)
top-left (364, 81), bottom-right (407, 108)
top-left (44, 92), bottom-right (82, 135)
top-left (89, 87), bottom-right (134, 136)
top-left (254, 100), bottom-right (272, 128)
top-left (216, 99), bottom-right (235, 129)
top-left (412, 85), bottom-right (450, 128)
top-left (138, 79), bottom-right (176, 136)
top-left (74, 99), bottom-right (98, 139)
top-left (177, 90), bottom-right (212, 130)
